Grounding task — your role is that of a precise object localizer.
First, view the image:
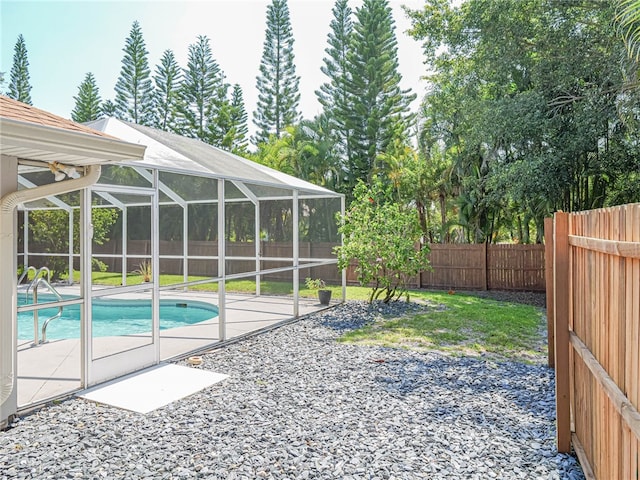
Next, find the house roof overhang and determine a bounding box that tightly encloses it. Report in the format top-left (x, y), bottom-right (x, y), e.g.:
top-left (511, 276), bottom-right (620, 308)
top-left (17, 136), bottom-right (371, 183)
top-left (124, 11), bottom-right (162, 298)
top-left (0, 96), bottom-right (146, 166)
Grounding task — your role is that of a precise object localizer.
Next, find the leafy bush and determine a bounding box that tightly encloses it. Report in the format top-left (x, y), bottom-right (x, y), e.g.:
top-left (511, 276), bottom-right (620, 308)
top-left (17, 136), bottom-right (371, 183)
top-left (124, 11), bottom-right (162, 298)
top-left (26, 206), bottom-right (118, 281)
top-left (334, 180), bottom-right (431, 303)
top-left (304, 277), bottom-right (326, 290)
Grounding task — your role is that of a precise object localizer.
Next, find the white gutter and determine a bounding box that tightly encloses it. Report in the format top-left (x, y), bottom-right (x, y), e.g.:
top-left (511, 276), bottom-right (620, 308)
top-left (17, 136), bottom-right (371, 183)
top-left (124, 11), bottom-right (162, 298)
top-left (0, 164), bottom-right (101, 406)
top-left (0, 118), bottom-right (147, 164)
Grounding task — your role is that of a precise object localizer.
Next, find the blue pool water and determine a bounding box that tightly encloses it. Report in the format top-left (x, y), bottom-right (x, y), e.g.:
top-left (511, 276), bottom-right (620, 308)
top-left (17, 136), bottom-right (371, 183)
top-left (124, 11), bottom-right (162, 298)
top-left (17, 296), bottom-right (219, 340)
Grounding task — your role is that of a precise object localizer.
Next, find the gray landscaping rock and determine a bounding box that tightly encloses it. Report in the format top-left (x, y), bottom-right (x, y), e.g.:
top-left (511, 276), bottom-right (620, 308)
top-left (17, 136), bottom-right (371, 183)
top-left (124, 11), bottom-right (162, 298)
top-left (0, 301), bottom-right (584, 479)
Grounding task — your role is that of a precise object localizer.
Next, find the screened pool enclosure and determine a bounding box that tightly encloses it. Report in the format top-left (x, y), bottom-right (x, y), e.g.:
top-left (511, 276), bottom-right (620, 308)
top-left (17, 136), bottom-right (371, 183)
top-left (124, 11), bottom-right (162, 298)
top-left (1, 101), bottom-right (343, 427)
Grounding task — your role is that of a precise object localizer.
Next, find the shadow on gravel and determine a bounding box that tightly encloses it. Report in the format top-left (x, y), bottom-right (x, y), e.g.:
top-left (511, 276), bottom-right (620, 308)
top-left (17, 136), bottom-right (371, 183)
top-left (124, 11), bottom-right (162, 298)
top-left (372, 353), bottom-right (555, 422)
top-left (370, 353), bottom-right (584, 479)
top-left (314, 301), bottom-right (429, 333)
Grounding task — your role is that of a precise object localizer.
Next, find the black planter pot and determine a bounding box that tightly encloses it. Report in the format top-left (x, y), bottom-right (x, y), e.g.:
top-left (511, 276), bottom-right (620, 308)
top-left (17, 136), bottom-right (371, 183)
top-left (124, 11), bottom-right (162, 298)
top-left (318, 289), bottom-right (332, 305)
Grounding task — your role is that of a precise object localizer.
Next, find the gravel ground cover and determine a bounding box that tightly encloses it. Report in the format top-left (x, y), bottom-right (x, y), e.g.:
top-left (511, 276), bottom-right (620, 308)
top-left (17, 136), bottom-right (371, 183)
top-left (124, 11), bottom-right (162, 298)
top-left (1, 299), bottom-right (584, 479)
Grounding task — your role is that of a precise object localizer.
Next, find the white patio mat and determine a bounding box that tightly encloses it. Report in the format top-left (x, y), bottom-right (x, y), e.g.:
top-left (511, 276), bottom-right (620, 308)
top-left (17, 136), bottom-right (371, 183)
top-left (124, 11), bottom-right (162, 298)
top-left (78, 363), bottom-right (228, 413)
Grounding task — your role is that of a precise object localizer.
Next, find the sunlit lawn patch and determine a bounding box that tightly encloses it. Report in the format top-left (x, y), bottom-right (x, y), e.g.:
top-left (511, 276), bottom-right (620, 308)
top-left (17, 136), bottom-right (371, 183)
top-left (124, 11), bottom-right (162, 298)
top-left (339, 291), bottom-right (546, 363)
top-left (73, 272), bottom-right (375, 299)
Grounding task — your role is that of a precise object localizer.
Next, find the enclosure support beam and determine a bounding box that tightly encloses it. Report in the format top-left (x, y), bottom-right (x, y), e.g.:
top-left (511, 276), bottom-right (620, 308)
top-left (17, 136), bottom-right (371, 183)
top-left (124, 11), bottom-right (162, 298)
top-left (80, 186), bottom-right (92, 388)
top-left (217, 180), bottom-right (226, 342)
top-left (23, 210), bottom-right (28, 271)
top-left (341, 195), bottom-right (346, 303)
top-left (255, 201), bottom-right (261, 296)
top-left (183, 205), bottom-right (188, 289)
top-left (229, 181), bottom-right (261, 297)
top-left (132, 167), bottom-right (191, 289)
top-left (554, 211), bottom-right (571, 453)
top-left (152, 170), bottom-right (160, 363)
top-left (68, 210), bottom-right (74, 285)
top-left (122, 207), bottom-right (127, 286)
top-left (293, 190), bottom-right (299, 317)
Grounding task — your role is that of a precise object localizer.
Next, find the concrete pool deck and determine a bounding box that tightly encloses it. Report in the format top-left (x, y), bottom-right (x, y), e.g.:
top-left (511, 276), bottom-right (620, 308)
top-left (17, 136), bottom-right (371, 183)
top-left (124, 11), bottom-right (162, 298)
top-left (16, 292), bottom-right (332, 409)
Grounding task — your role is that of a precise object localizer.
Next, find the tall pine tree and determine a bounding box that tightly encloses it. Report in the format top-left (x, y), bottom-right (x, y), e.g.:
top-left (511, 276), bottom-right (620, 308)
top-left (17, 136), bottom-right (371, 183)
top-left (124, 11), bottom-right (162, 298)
top-left (180, 35), bottom-right (225, 142)
top-left (345, 0), bottom-right (416, 192)
top-left (316, 0), bottom-right (354, 178)
top-left (8, 34), bottom-right (32, 104)
top-left (229, 84), bottom-right (249, 154)
top-left (114, 21), bottom-right (154, 124)
top-left (152, 49), bottom-right (182, 131)
top-left (207, 80), bottom-right (236, 147)
top-left (253, 0), bottom-right (301, 146)
top-left (71, 72), bottom-right (102, 122)
top-left (101, 100), bottom-right (118, 117)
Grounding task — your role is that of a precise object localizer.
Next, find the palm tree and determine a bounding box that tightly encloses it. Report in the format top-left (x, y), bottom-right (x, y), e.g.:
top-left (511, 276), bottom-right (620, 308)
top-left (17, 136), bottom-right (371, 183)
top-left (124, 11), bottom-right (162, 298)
top-left (616, 0), bottom-right (640, 61)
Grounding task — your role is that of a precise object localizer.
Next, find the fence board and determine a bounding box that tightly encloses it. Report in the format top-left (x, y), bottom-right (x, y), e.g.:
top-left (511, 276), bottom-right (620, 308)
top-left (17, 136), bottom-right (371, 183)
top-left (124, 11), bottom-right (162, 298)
top-left (554, 212), bottom-right (571, 453)
top-left (551, 203), bottom-right (640, 478)
top-left (420, 244), bottom-right (485, 289)
top-left (488, 244), bottom-right (546, 290)
top-left (545, 217), bottom-right (555, 367)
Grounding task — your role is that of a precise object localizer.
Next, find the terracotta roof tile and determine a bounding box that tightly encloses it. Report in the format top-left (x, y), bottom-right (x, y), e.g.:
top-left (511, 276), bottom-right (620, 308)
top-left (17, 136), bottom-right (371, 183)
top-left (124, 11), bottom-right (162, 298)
top-left (0, 95), bottom-right (117, 139)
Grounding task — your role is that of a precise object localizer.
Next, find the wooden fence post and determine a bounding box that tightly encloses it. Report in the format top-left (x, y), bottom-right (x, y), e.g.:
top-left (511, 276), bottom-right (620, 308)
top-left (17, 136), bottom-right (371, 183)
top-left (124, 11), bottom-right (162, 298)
top-left (554, 212), bottom-right (571, 453)
top-left (544, 217), bottom-right (555, 368)
top-left (482, 241), bottom-right (488, 290)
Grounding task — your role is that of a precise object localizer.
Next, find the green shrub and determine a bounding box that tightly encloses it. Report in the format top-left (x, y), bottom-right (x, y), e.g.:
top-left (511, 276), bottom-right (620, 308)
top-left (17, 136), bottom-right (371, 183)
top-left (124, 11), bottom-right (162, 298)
top-left (334, 180), bottom-right (431, 303)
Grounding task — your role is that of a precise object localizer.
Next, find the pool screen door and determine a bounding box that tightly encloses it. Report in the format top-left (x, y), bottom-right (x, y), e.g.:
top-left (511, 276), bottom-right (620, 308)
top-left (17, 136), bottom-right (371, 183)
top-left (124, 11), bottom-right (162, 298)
top-left (85, 183), bottom-right (159, 386)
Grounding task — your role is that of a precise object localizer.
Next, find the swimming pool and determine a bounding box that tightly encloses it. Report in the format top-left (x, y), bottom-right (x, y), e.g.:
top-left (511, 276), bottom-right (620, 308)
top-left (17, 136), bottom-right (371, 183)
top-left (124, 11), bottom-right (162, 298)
top-left (17, 296), bottom-right (219, 340)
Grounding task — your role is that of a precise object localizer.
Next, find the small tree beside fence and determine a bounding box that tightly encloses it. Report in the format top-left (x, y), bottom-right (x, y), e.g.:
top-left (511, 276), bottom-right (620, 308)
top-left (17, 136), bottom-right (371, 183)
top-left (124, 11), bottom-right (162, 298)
top-left (335, 181), bottom-right (431, 303)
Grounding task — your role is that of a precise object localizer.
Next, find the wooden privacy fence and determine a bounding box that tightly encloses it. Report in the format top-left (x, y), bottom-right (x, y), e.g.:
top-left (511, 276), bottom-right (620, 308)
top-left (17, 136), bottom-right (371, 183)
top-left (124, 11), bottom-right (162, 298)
top-left (418, 243), bottom-right (545, 291)
top-left (93, 240), bottom-right (545, 291)
top-left (94, 241), bottom-right (340, 279)
top-left (547, 205), bottom-right (640, 479)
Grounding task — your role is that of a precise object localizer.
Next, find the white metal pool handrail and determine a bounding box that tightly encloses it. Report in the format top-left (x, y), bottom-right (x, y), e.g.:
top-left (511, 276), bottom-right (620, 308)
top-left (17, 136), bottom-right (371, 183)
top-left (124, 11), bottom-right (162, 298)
top-left (17, 266), bottom-right (36, 285)
top-left (30, 277), bottom-right (64, 345)
top-left (24, 266), bottom-right (51, 303)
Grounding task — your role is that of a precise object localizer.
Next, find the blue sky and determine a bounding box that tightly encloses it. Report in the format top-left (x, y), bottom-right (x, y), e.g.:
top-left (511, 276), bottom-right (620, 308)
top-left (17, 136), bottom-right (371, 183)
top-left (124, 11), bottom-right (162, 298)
top-left (1, 0), bottom-right (425, 134)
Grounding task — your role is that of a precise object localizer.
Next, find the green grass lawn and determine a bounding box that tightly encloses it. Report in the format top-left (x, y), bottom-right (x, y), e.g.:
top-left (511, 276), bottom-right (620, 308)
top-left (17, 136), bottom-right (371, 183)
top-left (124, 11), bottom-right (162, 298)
top-left (70, 271), bottom-right (364, 298)
top-left (339, 290), bottom-right (546, 363)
